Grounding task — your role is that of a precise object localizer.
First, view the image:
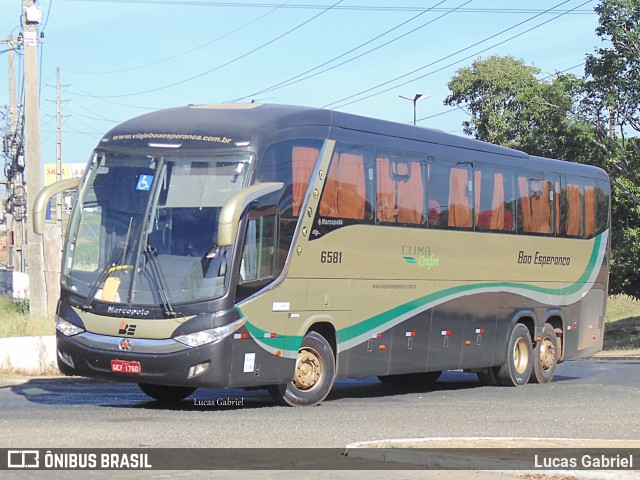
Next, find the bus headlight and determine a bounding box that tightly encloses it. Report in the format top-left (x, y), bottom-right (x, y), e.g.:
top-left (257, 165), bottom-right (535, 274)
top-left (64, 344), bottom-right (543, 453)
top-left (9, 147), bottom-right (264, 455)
top-left (174, 322), bottom-right (238, 348)
top-left (56, 317), bottom-right (85, 336)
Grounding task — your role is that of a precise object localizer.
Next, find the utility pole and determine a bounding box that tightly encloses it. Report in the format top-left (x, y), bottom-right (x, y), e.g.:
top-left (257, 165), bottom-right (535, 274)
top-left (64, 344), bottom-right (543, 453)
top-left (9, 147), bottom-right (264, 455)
top-left (22, 0), bottom-right (47, 316)
top-left (55, 67), bottom-right (63, 229)
top-left (6, 35), bottom-right (25, 272)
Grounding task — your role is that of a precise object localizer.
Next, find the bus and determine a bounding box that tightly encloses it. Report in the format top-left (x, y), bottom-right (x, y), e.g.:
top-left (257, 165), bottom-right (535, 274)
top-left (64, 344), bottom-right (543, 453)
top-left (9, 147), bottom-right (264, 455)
top-left (33, 103), bottom-right (610, 407)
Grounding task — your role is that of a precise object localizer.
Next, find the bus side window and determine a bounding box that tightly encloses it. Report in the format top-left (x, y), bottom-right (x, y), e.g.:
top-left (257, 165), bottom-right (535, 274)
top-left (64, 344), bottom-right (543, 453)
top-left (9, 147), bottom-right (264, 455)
top-left (594, 181), bottom-right (610, 235)
top-left (292, 146), bottom-right (320, 217)
top-left (426, 161), bottom-right (450, 228)
top-left (239, 211), bottom-right (278, 284)
top-left (561, 182), bottom-right (583, 238)
top-left (376, 153), bottom-right (424, 225)
top-left (318, 147), bottom-right (367, 220)
top-left (517, 173), bottom-right (552, 235)
top-left (475, 166), bottom-right (514, 232)
top-left (448, 165), bottom-right (472, 229)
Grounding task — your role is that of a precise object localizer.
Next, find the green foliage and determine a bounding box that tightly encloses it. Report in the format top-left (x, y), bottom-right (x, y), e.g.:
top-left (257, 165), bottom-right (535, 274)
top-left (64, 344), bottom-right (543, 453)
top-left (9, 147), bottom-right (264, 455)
top-left (584, 0), bottom-right (640, 299)
top-left (445, 55), bottom-right (599, 164)
top-left (444, 3), bottom-right (640, 299)
top-left (0, 296), bottom-right (54, 337)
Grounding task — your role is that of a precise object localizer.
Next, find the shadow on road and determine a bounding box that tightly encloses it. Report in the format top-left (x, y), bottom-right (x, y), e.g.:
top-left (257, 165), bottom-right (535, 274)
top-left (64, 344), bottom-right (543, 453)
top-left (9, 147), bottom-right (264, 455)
top-left (1, 368), bottom-right (582, 411)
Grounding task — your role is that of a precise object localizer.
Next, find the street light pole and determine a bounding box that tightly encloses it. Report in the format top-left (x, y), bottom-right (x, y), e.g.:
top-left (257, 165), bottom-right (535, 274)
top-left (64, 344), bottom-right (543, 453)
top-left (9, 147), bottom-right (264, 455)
top-left (399, 93), bottom-right (429, 125)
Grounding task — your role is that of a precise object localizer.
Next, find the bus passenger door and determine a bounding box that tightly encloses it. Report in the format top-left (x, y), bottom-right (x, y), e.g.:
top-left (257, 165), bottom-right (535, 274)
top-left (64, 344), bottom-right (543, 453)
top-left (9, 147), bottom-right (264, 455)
top-left (232, 209), bottom-right (290, 385)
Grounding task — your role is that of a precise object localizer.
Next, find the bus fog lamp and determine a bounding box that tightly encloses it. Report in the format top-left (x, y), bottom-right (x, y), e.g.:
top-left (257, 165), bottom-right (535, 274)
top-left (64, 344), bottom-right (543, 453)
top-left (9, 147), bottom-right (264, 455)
top-left (56, 317), bottom-right (85, 336)
top-left (188, 361), bottom-right (210, 378)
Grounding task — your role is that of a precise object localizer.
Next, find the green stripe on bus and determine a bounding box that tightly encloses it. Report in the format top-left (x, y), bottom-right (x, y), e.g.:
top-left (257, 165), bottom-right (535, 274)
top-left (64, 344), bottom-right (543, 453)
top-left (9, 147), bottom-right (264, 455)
top-left (246, 232), bottom-right (605, 351)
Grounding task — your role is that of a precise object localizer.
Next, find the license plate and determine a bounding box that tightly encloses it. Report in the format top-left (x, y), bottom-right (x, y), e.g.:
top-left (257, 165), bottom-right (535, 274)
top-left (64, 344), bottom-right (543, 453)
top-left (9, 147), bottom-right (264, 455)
top-left (111, 359), bottom-right (141, 374)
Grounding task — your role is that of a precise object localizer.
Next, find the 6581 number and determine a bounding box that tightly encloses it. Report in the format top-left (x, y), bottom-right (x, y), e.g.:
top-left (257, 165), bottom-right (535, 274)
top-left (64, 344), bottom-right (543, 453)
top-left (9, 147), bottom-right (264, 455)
top-left (320, 251), bottom-right (343, 264)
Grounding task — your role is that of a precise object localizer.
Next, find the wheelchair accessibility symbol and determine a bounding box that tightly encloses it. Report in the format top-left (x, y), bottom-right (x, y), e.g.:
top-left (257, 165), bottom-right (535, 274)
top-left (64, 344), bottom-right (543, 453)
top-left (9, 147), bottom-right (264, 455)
top-left (136, 175), bottom-right (153, 191)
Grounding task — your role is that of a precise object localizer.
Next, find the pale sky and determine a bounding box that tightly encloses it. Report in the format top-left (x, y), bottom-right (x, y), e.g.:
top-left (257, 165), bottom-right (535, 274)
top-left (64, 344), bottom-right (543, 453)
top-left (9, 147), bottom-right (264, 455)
top-left (0, 0), bottom-right (604, 170)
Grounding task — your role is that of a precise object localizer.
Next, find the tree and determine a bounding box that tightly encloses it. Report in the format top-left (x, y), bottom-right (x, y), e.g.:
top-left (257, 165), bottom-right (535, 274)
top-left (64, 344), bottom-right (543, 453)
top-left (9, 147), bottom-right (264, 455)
top-left (445, 55), bottom-right (597, 164)
top-left (444, 53), bottom-right (640, 299)
top-left (584, 0), bottom-right (640, 298)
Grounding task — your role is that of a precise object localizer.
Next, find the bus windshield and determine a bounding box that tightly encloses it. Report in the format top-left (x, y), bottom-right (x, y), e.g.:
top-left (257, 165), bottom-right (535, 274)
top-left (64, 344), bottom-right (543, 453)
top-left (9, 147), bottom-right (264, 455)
top-left (62, 151), bottom-right (253, 307)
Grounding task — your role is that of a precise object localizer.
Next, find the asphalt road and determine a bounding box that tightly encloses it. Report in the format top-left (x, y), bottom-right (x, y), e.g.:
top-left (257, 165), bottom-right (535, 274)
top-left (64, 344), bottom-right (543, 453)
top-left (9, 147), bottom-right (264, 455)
top-left (1, 359), bottom-right (639, 479)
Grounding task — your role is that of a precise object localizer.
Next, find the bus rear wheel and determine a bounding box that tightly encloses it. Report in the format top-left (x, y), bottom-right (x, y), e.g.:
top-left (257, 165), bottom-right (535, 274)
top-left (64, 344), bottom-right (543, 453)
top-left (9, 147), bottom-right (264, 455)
top-left (495, 323), bottom-right (533, 386)
top-left (138, 383), bottom-right (196, 402)
top-left (268, 331), bottom-right (335, 407)
top-left (531, 323), bottom-right (558, 384)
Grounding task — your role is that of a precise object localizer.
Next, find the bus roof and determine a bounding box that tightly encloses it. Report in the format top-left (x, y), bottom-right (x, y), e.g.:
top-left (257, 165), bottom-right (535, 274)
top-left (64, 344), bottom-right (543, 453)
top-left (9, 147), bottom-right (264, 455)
top-left (98, 103), bottom-right (608, 181)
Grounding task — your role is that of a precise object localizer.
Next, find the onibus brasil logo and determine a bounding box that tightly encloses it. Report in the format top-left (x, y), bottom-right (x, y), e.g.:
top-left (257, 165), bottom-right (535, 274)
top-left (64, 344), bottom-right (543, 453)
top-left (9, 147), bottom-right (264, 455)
top-left (402, 245), bottom-right (440, 270)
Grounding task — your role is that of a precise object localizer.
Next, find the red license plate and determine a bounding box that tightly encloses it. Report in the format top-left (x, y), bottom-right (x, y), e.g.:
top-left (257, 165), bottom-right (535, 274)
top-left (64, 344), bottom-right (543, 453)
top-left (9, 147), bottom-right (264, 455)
top-left (111, 359), bottom-right (141, 374)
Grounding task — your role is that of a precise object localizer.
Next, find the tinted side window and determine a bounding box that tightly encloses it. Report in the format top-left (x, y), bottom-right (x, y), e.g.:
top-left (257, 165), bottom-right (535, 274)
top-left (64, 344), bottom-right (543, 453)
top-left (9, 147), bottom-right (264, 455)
top-left (253, 139), bottom-right (323, 219)
top-left (517, 171), bottom-right (553, 235)
top-left (584, 179), bottom-right (610, 238)
top-left (376, 151), bottom-right (425, 226)
top-left (475, 164), bottom-right (515, 232)
top-left (448, 162), bottom-right (473, 229)
top-left (318, 144), bottom-right (368, 220)
top-left (560, 177), bottom-right (584, 238)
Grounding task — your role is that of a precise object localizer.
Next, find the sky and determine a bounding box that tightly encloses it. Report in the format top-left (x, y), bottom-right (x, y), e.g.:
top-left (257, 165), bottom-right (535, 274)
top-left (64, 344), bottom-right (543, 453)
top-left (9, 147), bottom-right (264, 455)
top-left (0, 0), bottom-right (605, 171)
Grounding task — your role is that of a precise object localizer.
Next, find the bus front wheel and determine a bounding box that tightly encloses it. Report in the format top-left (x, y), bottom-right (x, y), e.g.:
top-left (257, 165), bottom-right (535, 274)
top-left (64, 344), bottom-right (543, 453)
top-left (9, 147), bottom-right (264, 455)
top-left (531, 323), bottom-right (558, 384)
top-left (138, 383), bottom-right (196, 402)
top-left (268, 331), bottom-right (336, 407)
top-left (496, 323), bottom-right (533, 386)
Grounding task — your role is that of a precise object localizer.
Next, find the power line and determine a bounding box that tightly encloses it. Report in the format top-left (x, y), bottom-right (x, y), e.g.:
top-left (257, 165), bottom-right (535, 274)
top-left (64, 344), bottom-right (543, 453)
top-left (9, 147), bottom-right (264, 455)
top-left (65, 0), bottom-right (294, 75)
top-left (227, 0), bottom-right (469, 103)
top-left (323, 0), bottom-right (589, 110)
top-left (64, 0), bottom-right (594, 14)
top-left (71, 0), bottom-right (345, 99)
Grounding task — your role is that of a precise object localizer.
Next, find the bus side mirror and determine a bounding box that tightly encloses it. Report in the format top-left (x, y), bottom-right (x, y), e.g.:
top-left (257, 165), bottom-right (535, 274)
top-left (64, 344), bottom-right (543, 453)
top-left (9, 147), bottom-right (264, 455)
top-left (217, 182), bottom-right (283, 247)
top-left (32, 177), bottom-right (81, 235)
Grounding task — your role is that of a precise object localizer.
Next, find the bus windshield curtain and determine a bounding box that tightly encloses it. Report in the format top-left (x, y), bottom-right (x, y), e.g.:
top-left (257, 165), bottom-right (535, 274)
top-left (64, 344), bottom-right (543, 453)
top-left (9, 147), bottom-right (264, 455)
top-left (585, 185), bottom-right (595, 237)
top-left (377, 157), bottom-right (423, 224)
top-left (319, 152), bottom-right (365, 219)
top-left (376, 157), bottom-right (394, 222)
top-left (292, 146), bottom-right (320, 216)
top-left (518, 177), bottom-right (551, 234)
top-left (566, 184), bottom-right (582, 236)
top-left (448, 167), bottom-right (471, 228)
top-left (555, 181), bottom-right (561, 234)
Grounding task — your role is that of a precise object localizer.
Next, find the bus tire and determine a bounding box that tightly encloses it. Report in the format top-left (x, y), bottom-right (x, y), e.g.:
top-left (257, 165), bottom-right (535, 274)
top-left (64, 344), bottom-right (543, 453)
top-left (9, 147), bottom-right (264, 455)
top-left (138, 383), bottom-right (196, 402)
top-left (268, 331), bottom-right (335, 407)
top-left (378, 371), bottom-right (442, 384)
top-left (531, 323), bottom-right (558, 384)
top-left (496, 323), bottom-right (533, 387)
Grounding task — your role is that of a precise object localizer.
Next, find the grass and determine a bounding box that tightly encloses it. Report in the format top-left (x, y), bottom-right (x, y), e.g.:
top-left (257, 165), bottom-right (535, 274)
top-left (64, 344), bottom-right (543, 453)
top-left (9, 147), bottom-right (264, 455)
top-left (0, 296), bottom-right (55, 338)
top-left (603, 295), bottom-right (640, 353)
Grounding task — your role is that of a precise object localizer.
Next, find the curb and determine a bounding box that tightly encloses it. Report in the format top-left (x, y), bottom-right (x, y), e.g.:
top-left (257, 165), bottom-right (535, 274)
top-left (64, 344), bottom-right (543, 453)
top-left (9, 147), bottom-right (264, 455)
top-left (344, 437), bottom-right (640, 479)
top-left (0, 335), bottom-right (57, 374)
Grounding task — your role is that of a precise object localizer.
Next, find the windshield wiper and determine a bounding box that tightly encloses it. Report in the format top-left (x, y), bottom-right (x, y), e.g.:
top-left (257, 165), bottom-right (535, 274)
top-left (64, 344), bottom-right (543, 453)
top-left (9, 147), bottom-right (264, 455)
top-left (144, 245), bottom-right (177, 318)
top-left (83, 217), bottom-right (133, 310)
top-left (83, 242), bottom-right (127, 310)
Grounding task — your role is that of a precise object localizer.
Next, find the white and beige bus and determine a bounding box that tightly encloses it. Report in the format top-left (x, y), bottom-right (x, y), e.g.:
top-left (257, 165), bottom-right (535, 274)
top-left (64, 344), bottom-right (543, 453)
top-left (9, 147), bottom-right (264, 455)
top-left (34, 103), bottom-right (610, 406)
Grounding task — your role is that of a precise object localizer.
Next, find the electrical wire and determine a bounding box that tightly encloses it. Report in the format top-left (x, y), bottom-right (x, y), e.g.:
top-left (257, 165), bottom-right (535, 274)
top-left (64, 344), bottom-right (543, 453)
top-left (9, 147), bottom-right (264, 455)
top-left (323, 0), bottom-right (589, 110)
top-left (71, 0), bottom-right (345, 99)
top-left (65, 0), bottom-right (294, 74)
top-left (64, 0), bottom-right (593, 14)
top-left (227, 0), bottom-right (467, 103)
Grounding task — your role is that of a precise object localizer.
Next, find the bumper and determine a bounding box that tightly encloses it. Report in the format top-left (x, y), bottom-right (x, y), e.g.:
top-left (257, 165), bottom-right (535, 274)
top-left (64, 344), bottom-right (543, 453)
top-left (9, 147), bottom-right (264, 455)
top-left (56, 331), bottom-right (233, 388)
